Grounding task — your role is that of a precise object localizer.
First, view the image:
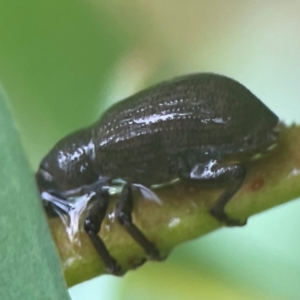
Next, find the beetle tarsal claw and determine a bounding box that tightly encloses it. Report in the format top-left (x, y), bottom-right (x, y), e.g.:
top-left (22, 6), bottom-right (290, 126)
top-left (210, 208), bottom-right (247, 227)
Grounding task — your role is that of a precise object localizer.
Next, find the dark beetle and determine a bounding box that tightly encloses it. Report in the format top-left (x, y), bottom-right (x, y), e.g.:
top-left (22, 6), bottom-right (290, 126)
top-left (36, 73), bottom-right (279, 274)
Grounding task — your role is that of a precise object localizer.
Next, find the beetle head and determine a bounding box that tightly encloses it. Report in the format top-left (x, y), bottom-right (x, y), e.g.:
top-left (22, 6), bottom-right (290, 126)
top-left (36, 128), bottom-right (97, 196)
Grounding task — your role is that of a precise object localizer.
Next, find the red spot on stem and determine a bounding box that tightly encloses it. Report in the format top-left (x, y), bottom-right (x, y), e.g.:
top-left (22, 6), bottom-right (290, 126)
top-left (251, 178), bottom-right (264, 192)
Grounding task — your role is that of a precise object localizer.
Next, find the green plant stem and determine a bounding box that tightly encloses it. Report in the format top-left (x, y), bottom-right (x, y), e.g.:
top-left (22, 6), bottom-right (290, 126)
top-left (47, 125), bottom-right (300, 287)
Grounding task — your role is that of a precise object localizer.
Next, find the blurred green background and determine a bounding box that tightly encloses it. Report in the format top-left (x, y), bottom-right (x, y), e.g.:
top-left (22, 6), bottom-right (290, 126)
top-left (1, 1), bottom-right (300, 299)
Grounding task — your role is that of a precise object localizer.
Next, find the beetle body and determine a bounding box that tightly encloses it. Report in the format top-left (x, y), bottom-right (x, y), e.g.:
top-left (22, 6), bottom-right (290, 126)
top-left (39, 73), bottom-right (278, 191)
top-left (37, 73), bottom-right (279, 274)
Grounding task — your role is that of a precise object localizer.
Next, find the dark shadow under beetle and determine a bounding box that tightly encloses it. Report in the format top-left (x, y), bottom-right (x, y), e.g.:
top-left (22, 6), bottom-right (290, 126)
top-left (36, 73), bottom-right (279, 274)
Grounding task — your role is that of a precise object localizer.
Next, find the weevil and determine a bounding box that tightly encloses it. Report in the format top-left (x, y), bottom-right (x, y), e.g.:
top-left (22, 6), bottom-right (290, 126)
top-left (36, 73), bottom-right (279, 274)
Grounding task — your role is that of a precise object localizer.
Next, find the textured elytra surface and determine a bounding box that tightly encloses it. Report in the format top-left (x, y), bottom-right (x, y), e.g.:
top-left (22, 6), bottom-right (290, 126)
top-left (93, 73), bottom-right (279, 184)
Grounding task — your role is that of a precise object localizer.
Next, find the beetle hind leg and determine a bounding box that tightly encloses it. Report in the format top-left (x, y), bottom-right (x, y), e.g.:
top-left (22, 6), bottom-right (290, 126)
top-left (179, 160), bottom-right (247, 226)
top-left (116, 183), bottom-right (161, 260)
top-left (84, 192), bottom-right (122, 275)
top-left (210, 172), bottom-right (247, 227)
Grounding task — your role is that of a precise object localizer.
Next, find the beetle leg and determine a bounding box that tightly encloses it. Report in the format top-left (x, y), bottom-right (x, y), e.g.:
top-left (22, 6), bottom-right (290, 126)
top-left (84, 192), bottom-right (121, 275)
top-left (180, 160), bottom-right (247, 226)
top-left (116, 183), bottom-right (161, 260)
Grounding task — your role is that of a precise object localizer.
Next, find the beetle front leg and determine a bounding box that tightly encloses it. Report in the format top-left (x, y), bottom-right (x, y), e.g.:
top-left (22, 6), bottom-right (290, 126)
top-left (180, 160), bottom-right (247, 226)
top-left (84, 192), bottom-right (121, 275)
top-left (116, 183), bottom-right (161, 260)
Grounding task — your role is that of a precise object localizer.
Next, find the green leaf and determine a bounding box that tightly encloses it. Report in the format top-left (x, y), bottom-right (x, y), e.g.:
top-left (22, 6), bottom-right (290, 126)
top-left (0, 87), bottom-right (70, 300)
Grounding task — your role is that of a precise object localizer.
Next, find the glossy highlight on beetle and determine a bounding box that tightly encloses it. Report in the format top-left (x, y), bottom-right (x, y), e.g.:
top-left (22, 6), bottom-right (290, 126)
top-left (36, 73), bottom-right (279, 274)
